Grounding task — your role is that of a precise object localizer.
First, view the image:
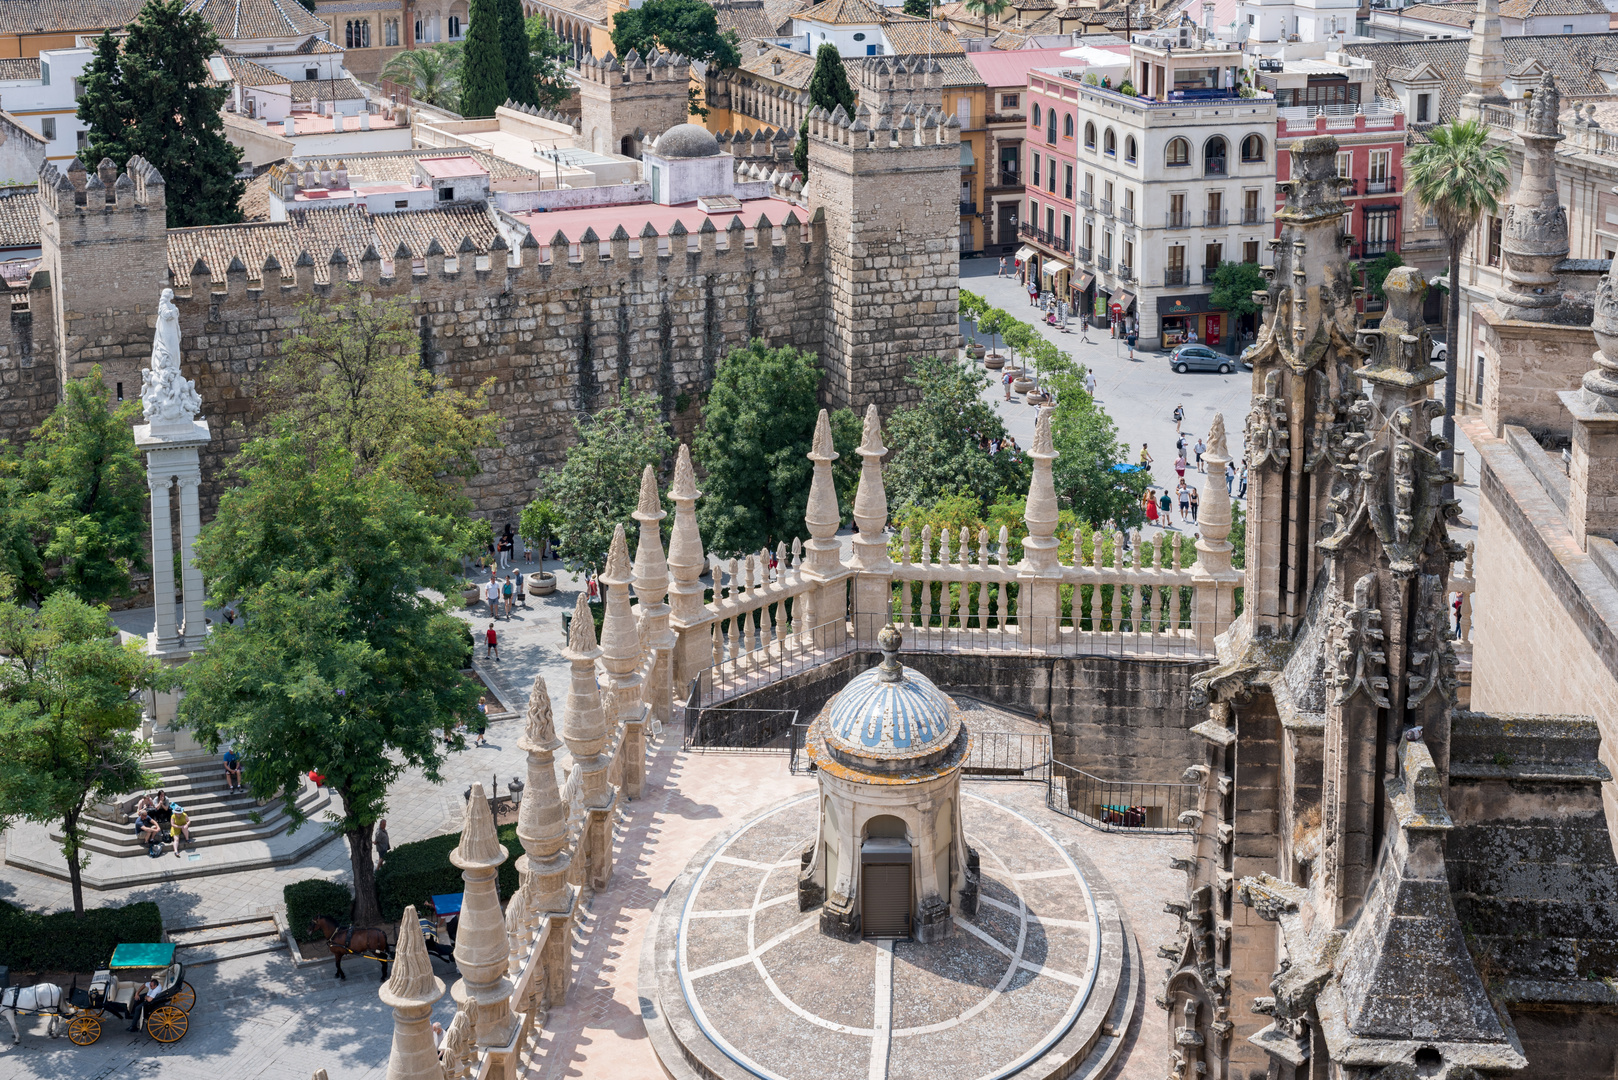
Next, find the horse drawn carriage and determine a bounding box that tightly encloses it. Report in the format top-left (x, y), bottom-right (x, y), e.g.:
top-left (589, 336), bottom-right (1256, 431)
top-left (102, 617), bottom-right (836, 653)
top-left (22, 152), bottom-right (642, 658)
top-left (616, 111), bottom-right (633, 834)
top-left (0, 943), bottom-right (194, 1046)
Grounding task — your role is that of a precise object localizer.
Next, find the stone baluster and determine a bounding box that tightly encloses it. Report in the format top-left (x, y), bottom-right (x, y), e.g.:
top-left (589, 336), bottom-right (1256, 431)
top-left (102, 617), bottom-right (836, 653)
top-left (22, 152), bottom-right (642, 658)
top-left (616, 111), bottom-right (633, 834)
top-left (996, 525), bottom-right (1010, 632)
top-left (667, 448), bottom-right (706, 691)
top-left (802, 409), bottom-right (848, 650)
top-left (438, 1002), bottom-right (478, 1080)
top-left (974, 528), bottom-right (989, 629)
top-left (1170, 532), bottom-right (1184, 633)
top-left (849, 405), bottom-right (892, 644)
top-left (956, 526), bottom-right (970, 631)
top-left (599, 525), bottom-right (644, 799)
top-left (632, 466), bottom-right (674, 734)
top-left (1191, 414), bottom-right (1241, 650)
top-left (1132, 530), bottom-right (1146, 646)
top-left (515, 670), bottom-right (572, 1008)
top-left (898, 525), bottom-right (913, 627)
top-left (1111, 531), bottom-right (1126, 631)
top-left (379, 906), bottom-right (445, 1080)
top-left (743, 553), bottom-right (759, 657)
top-left (920, 525), bottom-right (934, 627)
top-left (790, 536), bottom-right (802, 574)
top-left (1018, 408), bottom-right (1062, 647)
top-left (450, 784), bottom-right (518, 1079)
top-left (561, 592), bottom-right (614, 891)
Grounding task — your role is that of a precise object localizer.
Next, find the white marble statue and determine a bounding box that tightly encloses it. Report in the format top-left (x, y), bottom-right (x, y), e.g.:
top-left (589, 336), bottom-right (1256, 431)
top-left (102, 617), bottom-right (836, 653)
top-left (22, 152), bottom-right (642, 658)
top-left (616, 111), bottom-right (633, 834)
top-left (140, 288), bottom-right (202, 428)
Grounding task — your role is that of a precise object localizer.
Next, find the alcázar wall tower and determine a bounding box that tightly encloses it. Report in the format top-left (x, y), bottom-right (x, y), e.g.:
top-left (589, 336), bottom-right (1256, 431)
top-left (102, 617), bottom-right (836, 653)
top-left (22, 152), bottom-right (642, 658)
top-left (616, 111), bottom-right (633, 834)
top-left (805, 61), bottom-right (961, 413)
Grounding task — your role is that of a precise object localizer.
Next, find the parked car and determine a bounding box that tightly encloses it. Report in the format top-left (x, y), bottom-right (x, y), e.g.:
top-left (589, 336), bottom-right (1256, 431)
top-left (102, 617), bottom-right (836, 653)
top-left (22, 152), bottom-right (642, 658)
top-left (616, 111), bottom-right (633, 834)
top-left (1431, 339), bottom-right (1448, 363)
top-left (1170, 344), bottom-right (1234, 375)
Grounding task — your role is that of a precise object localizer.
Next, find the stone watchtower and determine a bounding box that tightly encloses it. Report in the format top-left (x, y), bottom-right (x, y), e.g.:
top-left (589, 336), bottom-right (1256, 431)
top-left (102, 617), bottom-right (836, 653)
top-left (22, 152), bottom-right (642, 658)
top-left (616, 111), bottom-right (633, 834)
top-left (37, 156), bottom-right (169, 399)
top-left (575, 47), bottom-right (692, 159)
top-left (805, 97), bottom-right (961, 412)
top-left (855, 56), bottom-right (944, 121)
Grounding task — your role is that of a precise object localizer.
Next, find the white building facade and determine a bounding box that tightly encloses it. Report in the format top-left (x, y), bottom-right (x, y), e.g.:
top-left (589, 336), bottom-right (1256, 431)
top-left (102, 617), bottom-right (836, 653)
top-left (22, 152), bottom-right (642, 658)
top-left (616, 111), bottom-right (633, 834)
top-left (1046, 32), bottom-right (1276, 348)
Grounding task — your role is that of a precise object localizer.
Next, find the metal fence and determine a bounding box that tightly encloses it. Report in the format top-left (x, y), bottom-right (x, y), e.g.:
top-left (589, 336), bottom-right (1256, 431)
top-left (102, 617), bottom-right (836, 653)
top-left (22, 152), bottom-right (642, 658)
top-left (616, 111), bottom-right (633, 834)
top-left (682, 705), bottom-right (801, 753)
top-left (963, 731), bottom-right (1050, 781)
top-left (1045, 760), bottom-right (1200, 834)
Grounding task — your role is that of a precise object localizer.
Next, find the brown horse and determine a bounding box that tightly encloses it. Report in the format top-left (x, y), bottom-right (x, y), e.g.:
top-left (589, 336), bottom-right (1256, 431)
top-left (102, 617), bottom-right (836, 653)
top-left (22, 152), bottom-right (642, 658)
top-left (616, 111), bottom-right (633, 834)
top-left (310, 915), bottom-right (392, 982)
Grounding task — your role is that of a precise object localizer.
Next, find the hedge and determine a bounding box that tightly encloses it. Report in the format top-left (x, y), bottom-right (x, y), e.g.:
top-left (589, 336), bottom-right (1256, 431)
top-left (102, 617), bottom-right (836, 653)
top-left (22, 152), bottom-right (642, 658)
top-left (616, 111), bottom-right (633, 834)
top-left (0, 900), bottom-right (163, 973)
top-left (375, 822), bottom-right (522, 922)
top-left (284, 879), bottom-right (355, 942)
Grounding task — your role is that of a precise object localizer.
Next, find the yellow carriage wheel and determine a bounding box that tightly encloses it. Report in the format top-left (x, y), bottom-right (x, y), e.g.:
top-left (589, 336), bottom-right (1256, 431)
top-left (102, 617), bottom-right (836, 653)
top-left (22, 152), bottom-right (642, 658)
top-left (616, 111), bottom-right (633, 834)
top-left (146, 1006), bottom-right (188, 1043)
top-left (67, 1014), bottom-right (102, 1045)
top-left (170, 982), bottom-right (196, 1013)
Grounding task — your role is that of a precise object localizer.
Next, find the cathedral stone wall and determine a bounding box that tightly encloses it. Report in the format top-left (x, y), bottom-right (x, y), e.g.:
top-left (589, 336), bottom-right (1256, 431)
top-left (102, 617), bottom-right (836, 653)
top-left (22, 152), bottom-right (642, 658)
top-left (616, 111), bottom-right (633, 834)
top-left (1466, 417), bottom-right (1618, 839)
top-left (1479, 308), bottom-right (1599, 437)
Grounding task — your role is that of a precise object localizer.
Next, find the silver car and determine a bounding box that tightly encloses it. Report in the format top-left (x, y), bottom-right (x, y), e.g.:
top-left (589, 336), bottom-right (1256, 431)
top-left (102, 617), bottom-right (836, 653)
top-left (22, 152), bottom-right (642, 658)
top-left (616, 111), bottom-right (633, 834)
top-left (1170, 344), bottom-right (1234, 374)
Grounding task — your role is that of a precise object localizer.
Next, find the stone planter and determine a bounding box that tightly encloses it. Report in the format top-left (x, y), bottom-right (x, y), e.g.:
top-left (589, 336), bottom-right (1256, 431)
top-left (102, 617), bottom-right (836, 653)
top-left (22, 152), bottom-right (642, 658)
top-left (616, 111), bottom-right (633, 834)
top-left (528, 572), bottom-right (557, 597)
top-left (983, 355), bottom-right (1006, 370)
top-left (1012, 377), bottom-right (1035, 394)
top-left (966, 343), bottom-right (986, 360)
top-left (1025, 390), bottom-right (1049, 405)
top-left (461, 586), bottom-right (482, 605)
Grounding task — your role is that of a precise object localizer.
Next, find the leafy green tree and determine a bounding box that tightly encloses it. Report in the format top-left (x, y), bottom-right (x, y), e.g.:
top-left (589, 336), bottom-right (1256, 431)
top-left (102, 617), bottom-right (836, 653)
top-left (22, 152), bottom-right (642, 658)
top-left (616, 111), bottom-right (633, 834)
top-left (796, 44), bottom-right (856, 177)
top-left (0, 591), bottom-right (172, 915)
top-left (1047, 367), bottom-right (1148, 529)
top-left (499, 0), bottom-right (538, 106)
top-left (794, 120), bottom-right (809, 176)
top-left (76, 1), bottom-right (244, 227)
top-left (1406, 119), bottom-right (1509, 472)
top-left (693, 341), bottom-right (859, 555)
top-left (544, 390), bottom-right (674, 570)
top-left (525, 16), bottom-right (574, 108)
top-left (1361, 251), bottom-right (1405, 300)
top-left (903, 0), bottom-right (933, 16)
top-left (519, 498), bottom-right (563, 567)
top-left (964, 0), bottom-right (1010, 37)
top-left (380, 43), bottom-right (463, 109)
top-left (884, 356), bottom-right (1029, 513)
top-left (459, 0), bottom-right (508, 117)
top-left (0, 370), bottom-right (148, 606)
top-left (260, 296), bottom-right (499, 520)
top-left (1207, 261), bottom-right (1267, 323)
top-left (178, 436), bottom-right (482, 927)
top-left (610, 0), bottom-right (741, 69)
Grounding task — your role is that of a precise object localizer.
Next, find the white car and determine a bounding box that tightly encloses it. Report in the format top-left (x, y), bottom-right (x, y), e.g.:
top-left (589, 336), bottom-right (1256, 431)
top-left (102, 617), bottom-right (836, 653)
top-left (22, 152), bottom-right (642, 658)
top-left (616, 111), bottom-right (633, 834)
top-left (1431, 340), bottom-right (1448, 363)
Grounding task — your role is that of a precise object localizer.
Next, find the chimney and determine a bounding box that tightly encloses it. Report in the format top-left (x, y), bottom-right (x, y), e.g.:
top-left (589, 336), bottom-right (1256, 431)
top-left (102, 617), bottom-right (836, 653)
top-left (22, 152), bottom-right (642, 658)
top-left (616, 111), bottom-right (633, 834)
top-left (360, 111), bottom-right (371, 130)
top-left (283, 116), bottom-right (296, 136)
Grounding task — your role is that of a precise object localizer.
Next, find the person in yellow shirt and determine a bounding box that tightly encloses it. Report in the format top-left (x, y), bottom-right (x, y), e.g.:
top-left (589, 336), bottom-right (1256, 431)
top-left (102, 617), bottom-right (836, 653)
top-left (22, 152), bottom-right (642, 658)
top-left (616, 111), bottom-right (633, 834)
top-left (169, 805), bottom-right (192, 858)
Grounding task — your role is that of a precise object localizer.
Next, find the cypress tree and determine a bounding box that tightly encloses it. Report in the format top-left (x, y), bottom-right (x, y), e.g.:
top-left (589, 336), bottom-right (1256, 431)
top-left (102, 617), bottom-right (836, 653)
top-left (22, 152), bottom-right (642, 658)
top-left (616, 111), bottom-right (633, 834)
top-left (808, 44), bottom-right (855, 115)
top-left (459, 0), bottom-right (508, 118)
top-left (75, 0), bottom-right (245, 228)
top-left (498, 0), bottom-right (537, 107)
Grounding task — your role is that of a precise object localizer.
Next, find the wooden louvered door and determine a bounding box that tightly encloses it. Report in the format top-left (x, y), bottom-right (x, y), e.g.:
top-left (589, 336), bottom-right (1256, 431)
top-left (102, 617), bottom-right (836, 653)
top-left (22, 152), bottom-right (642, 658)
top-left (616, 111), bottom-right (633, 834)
top-left (861, 863), bottom-right (912, 939)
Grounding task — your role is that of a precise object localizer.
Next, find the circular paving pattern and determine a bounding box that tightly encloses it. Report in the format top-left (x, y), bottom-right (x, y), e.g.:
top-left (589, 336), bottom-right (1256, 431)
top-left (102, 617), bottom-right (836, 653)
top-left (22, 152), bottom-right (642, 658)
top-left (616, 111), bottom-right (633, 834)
top-left (664, 791), bottom-right (1106, 1080)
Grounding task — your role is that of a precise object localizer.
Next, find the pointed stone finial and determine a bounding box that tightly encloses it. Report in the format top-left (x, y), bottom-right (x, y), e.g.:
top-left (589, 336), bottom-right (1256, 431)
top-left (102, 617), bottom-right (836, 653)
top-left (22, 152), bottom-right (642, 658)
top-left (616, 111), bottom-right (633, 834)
top-left (565, 590), bottom-right (599, 658)
top-left (515, 674), bottom-right (570, 915)
top-left (1032, 406), bottom-right (1055, 457)
top-left (453, 784), bottom-right (505, 869)
top-left (1194, 413), bottom-right (1236, 575)
top-left (1207, 413), bottom-right (1228, 461)
top-left (1021, 407), bottom-right (1060, 574)
top-left (851, 405), bottom-right (889, 567)
top-left (632, 465), bottom-right (670, 609)
top-left (522, 670), bottom-right (558, 750)
top-left (381, 905), bottom-right (444, 1006)
top-left (804, 409), bottom-right (840, 542)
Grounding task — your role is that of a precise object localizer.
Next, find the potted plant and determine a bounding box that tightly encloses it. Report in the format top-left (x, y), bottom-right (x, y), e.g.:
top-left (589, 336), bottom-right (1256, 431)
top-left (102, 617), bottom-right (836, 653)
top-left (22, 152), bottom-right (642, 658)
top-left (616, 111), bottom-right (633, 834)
top-left (978, 310), bottom-right (1008, 368)
top-left (520, 497), bottom-right (563, 597)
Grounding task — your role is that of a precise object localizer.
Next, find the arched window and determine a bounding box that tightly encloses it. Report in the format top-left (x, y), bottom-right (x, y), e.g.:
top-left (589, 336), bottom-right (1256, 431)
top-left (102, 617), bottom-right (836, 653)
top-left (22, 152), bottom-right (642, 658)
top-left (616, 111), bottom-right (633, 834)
top-left (1166, 137), bottom-right (1190, 167)
top-left (1241, 134), bottom-right (1265, 162)
top-left (414, 17), bottom-right (423, 41)
top-left (1032, 103), bottom-right (1041, 128)
top-left (1046, 108), bottom-right (1056, 143)
top-left (1065, 114), bottom-right (1074, 138)
top-left (1204, 135), bottom-right (1228, 175)
top-left (1082, 120), bottom-right (1094, 148)
top-left (447, 14), bottom-right (461, 38)
top-left (1104, 128), bottom-right (1116, 157)
top-left (1125, 135), bottom-right (1137, 163)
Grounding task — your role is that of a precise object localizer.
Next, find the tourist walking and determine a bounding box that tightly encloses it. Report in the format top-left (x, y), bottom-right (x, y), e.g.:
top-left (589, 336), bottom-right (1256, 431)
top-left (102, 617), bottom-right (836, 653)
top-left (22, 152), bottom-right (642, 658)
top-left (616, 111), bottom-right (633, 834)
top-left (1145, 488), bottom-right (1158, 526)
top-left (515, 567), bottom-right (526, 607)
top-left (1159, 490), bottom-right (1174, 527)
top-left (1127, 327), bottom-right (1138, 359)
top-left (1084, 368), bottom-right (1097, 397)
top-left (375, 819), bottom-right (391, 866)
top-left (1174, 451), bottom-right (1188, 482)
top-left (1139, 443), bottom-right (1153, 473)
top-left (1003, 370), bottom-right (1014, 400)
top-left (485, 623), bottom-right (499, 661)
top-left (1195, 436), bottom-right (1206, 472)
top-left (1173, 404), bottom-right (1185, 432)
top-left (1238, 463), bottom-right (1249, 499)
top-left (502, 574), bottom-right (515, 618)
top-left (1226, 459), bottom-right (1236, 494)
top-left (485, 575), bottom-right (500, 618)
top-left (1028, 278), bottom-right (1039, 306)
top-left (998, 256), bottom-right (1007, 277)
top-left (1189, 487), bottom-right (1200, 524)
top-left (1177, 481), bottom-right (1191, 523)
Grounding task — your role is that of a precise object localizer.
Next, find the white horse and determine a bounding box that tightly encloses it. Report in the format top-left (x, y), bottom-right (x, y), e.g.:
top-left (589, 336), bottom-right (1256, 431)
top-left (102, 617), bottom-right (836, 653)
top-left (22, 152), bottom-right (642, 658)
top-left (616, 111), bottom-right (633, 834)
top-left (0, 983), bottom-right (64, 1043)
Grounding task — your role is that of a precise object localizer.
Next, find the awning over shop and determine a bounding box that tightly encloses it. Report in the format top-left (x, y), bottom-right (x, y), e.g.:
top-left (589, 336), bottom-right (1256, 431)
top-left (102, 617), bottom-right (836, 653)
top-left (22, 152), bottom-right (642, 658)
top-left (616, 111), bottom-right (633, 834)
top-left (1073, 271), bottom-right (1095, 292)
top-left (1041, 260), bottom-right (1070, 277)
top-left (1113, 289), bottom-right (1136, 312)
top-left (1156, 293), bottom-right (1215, 317)
top-left (1015, 245), bottom-right (1036, 261)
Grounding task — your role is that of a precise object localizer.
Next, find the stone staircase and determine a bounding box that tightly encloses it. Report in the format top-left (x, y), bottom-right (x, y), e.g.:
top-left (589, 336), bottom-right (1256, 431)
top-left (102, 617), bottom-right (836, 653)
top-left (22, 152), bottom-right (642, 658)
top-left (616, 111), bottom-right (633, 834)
top-left (64, 761), bottom-right (331, 858)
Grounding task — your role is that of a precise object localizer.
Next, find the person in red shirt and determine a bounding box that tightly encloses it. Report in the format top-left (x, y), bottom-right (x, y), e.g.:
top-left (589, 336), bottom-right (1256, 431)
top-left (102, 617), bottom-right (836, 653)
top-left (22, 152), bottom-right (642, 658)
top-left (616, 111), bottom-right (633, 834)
top-left (485, 623), bottom-right (499, 661)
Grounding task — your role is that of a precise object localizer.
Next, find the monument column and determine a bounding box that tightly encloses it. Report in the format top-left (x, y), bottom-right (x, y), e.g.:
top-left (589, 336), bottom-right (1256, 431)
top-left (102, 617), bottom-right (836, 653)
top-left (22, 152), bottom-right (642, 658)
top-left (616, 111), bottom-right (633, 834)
top-left (177, 470), bottom-right (206, 646)
top-left (147, 474), bottom-right (179, 651)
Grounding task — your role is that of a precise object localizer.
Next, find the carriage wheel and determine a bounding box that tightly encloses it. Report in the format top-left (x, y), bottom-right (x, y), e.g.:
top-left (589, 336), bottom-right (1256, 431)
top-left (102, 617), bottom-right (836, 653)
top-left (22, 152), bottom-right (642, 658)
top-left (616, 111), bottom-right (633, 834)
top-left (68, 1015), bottom-right (102, 1045)
top-left (146, 1006), bottom-right (188, 1043)
top-left (169, 982), bottom-right (196, 1013)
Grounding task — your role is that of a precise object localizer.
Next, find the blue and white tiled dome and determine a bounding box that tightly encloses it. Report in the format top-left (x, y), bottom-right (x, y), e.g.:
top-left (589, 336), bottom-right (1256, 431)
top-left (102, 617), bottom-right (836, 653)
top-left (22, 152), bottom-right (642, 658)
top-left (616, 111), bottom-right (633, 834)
top-left (820, 625), bottom-right (962, 773)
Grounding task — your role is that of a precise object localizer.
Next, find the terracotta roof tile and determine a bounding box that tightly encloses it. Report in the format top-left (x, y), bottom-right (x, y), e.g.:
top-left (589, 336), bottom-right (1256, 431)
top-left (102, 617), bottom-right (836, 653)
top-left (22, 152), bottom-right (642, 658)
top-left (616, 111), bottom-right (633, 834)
top-left (1499, 0), bottom-right (1606, 16)
top-left (714, 0), bottom-right (792, 39)
top-left (183, 0), bottom-right (328, 40)
top-left (737, 42), bottom-right (816, 89)
top-left (238, 171), bottom-right (274, 222)
top-left (222, 53), bottom-right (289, 86)
top-left (289, 76), bottom-right (365, 101)
top-left (0, 58), bottom-right (42, 80)
top-left (300, 146), bottom-right (537, 183)
top-left (791, 0), bottom-right (888, 26)
top-left (881, 16), bottom-right (966, 55)
top-left (0, 0), bottom-right (143, 34)
top-left (0, 185), bottom-right (39, 249)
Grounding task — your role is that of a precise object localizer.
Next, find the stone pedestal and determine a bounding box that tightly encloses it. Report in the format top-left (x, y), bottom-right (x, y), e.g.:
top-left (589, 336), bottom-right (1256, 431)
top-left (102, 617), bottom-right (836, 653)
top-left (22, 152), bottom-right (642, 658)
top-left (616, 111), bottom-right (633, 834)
top-left (135, 417), bottom-right (211, 658)
top-left (1559, 390), bottom-right (1618, 549)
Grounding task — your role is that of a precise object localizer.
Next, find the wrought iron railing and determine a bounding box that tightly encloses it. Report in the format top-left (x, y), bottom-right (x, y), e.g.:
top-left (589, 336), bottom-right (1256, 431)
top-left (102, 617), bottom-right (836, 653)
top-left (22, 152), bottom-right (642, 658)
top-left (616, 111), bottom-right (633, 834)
top-left (1204, 209), bottom-right (1225, 227)
top-left (683, 705), bottom-right (801, 752)
top-left (1164, 268), bottom-right (1189, 286)
top-left (1046, 760), bottom-right (1200, 834)
top-left (964, 731), bottom-right (1050, 781)
top-left (1166, 211), bottom-right (1190, 229)
top-left (1119, 205), bottom-right (1134, 224)
top-left (1242, 208), bottom-right (1264, 225)
top-left (1097, 255), bottom-right (1111, 271)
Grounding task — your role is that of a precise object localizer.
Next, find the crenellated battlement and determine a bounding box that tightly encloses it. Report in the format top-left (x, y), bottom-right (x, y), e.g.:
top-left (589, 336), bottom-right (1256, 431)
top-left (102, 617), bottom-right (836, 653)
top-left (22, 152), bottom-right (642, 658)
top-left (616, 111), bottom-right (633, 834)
top-left (575, 47), bottom-right (691, 86)
top-left (805, 102), bottom-right (961, 151)
top-left (39, 155), bottom-right (165, 219)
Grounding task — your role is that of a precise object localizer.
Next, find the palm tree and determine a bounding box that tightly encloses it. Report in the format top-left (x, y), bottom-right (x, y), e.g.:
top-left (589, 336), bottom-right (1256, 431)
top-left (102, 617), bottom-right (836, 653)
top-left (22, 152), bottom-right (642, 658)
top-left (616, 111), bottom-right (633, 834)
top-left (963, 0), bottom-right (1011, 39)
top-left (379, 43), bottom-right (464, 110)
top-left (1404, 119), bottom-right (1509, 476)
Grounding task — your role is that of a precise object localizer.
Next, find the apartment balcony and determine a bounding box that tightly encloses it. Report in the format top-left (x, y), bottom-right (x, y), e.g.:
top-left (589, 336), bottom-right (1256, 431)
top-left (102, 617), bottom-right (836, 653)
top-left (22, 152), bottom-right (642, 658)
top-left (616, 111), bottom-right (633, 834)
top-left (1202, 266), bottom-right (1220, 284)
top-left (1165, 268), bottom-right (1189, 286)
top-left (1097, 255), bottom-right (1112, 272)
top-left (1118, 265), bottom-right (1134, 282)
top-left (1075, 246), bottom-right (1092, 263)
top-left (1166, 211), bottom-right (1190, 229)
top-left (1019, 222), bottom-right (1071, 254)
top-left (1365, 178), bottom-right (1397, 195)
top-left (1338, 178), bottom-right (1359, 197)
top-left (1119, 205), bottom-right (1134, 224)
top-left (960, 202), bottom-right (977, 216)
top-left (1100, 198), bottom-right (1113, 216)
top-left (1204, 209), bottom-right (1226, 227)
top-left (1078, 190), bottom-right (1093, 208)
top-left (1362, 239), bottom-right (1396, 256)
top-left (1241, 208), bottom-right (1264, 225)
top-left (1204, 159), bottom-right (1227, 177)
top-left (985, 169), bottom-right (1022, 192)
